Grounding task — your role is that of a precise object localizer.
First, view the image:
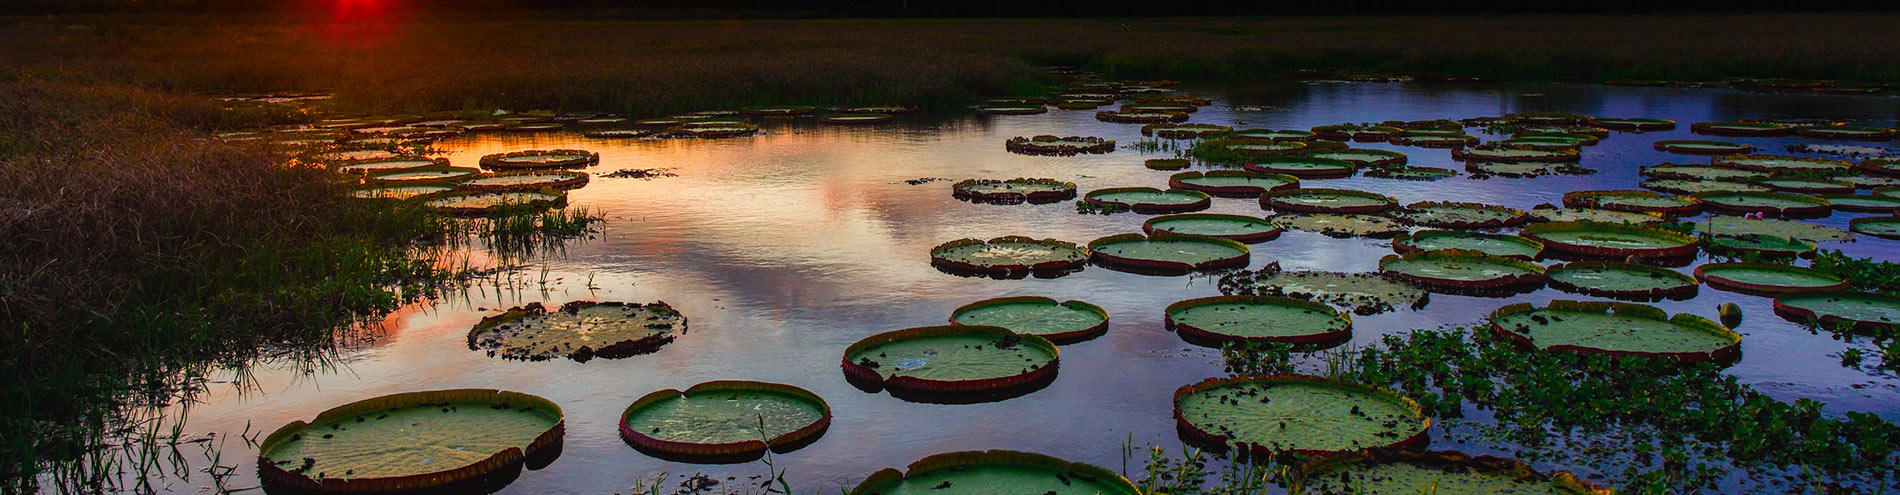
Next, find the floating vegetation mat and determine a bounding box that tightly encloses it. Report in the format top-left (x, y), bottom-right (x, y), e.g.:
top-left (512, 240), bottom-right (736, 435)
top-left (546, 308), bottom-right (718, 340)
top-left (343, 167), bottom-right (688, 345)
top-left (1694, 216), bottom-right (1853, 242)
top-left (1260, 188), bottom-right (1396, 214)
top-left (1296, 449), bottom-right (1609, 495)
top-left (1218, 268), bottom-right (1426, 315)
top-left (1243, 157), bottom-right (1356, 179)
top-left (1714, 155), bottom-right (1855, 175)
top-left (1379, 249), bottom-right (1545, 291)
top-left (1546, 262), bottom-right (1699, 300)
top-left (1640, 179), bottom-right (1771, 195)
top-left (1006, 135), bottom-right (1115, 155)
top-left (1306, 148), bottom-right (1406, 167)
top-left (1173, 375), bottom-right (1428, 456)
top-left (467, 301), bottom-right (684, 361)
top-left (417, 190), bottom-right (565, 215)
top-left (1489, 301), bottom-right (1740, 362)
top-left (258, 389), bottom-right (563, 493)
top-left (847, 450), bottom-right (1137, 495)
top-left (952, 178), bottom-right (1076, 204)
top-left (1453, 146), bottom-right (1578, 163)
top-left (1389, 201), bottom-right (1528, 229)
top-left (1691, 121), bottom-right (1794, 137)
top-left (1083, 187), bottom-right (1211, 214)
top-left (1590, 117), bottom-right (1676, 131)
top-left (1642, 164), bottom-right (1767, 181)
top-left (1143, 214), bottom-right (1281, 243)
top-left (618, 381), bottom-right (828, 461)
top-left (1087, 233), bottom-right (1250, 273)
top-left (1772, 292), bottom-right (1900, 332)
top-left (1526, 207), bottom-right (1663, 225)
top-left (1562, 190), bottom-right (1701, 217)
top-left (1167, 171), bottom-right (1297, 197)
top-left (1363, 165), bottom-right (1457, 181)
top-left (950, 297), bottom-right (1109, 344)
top-left (457, 171), bottom-right (589, 191)
top-left (334, 157), bottom-right (445, 175)
top-left (1849, 216), bottom-right (1900, 239)
top-left (1521, 222), bottom-right (1697, 258)
top-left (842, 325), bottom-right (1059, 397)
top-left (1689, 191), bottom-right (1831, 218)
top-left (1393, 230), bottom-right (1543, 259)
top-left (1465, 161), bottom-right (1594, 179)
top-left (1694, 262), bottom-right (1848, 295)
top-left (929, 236), bottom-right (1087, 277)
top-left (1165, 295), bottom-right (1350, 346)
top-left (1653, 140), bottom-right (1751, 155)
top-left (1270, 213), bottom-right (1406, 238)
top-left (478, 149), bottom-right (600, 170)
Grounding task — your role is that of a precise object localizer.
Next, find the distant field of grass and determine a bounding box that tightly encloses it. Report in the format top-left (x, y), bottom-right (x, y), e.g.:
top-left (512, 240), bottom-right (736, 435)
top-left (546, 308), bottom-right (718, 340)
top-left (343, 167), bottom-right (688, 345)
top-left (2, 14), bottom-right (1897, 115)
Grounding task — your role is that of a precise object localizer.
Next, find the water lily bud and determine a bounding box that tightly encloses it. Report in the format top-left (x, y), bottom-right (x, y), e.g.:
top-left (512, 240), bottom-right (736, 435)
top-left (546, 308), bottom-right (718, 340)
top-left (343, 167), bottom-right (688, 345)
top-left (1718, 302), bottom-right (1743, 328)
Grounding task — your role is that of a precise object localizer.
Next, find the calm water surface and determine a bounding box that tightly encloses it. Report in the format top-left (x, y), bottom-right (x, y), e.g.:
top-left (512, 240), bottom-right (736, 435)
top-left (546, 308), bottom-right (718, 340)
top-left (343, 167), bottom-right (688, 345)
top-left (131, 82), bottom-right (1900, 494)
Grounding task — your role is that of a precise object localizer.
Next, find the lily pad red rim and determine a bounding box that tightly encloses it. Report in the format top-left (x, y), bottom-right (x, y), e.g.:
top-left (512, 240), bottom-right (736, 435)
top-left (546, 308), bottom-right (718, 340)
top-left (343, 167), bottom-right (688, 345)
top-left (1861, 159), bottom-right (1900, 177)
top-left (477, 149), bottom-right (600, 170)
top-left (1083, 187), bottom-right (1213, 214)
top-left (1451, 146), bottom-right (1580, 163)
top-left (1488, 300), bottom-right (1741, 362)
top-left (1145, 158), bottom-right (1192, 170)
top-left (1691, 121), bottom-right (1795, 137)
top-left (1392, 230), bottom-right (1544, 260)
top-left (617, 381), bottom-right (830, 461)
top-left (1713, 154), bottom-right (1855, 175)
top-left (847, 450), bottom-right (1139, 495)
top-left (1694, 262), bottom-right (1850, 295)
top-left (1164, 295), bottom-right (1352, 345)
top-left (1259, 188), bottom-right (1397, 214)
top-left (1545, 261), bottom-right (1700, 299)
top-left (928, 236), bottom-right (1088, 276)
top-left (1798, 126), bottom-right (1896, 141)
top-left (1305, 148), bottom-right (1407, 167)
top-left (257, 389), bottom-right (565, 493)
top-left (948, 296), bottom-right (1110, 344)
top-left (1166, 170), bottom-right (1299, 197)
top-left (1391, 201), bottom-right (1530, 229)
top-left (840, 325), bottom-right (1060, 395)
top-left (951, 178), bottom-right (1078, 204)
top-left (1653, 140), bottom-right (1752, 155)
top-left (1295, 448), bottom-right (1611, 495)
top-left (1243, 156), bottom-right (1357, 179)
top-left (1005, 135), bottom-right (1116, 155)
top-left (414, 189), bottom-right (567, 216)
top-left (1562, 190), bottom-right (1703, 217)
top-left (1849, 216), bottom-right (1900, 239)
top-left (1520, 221), bottom-right (1698, 259)
top-left (1703, 234), bottom-right (1819, 258)
top-left (1772, 291), bottom-right (1900, 333)
top-left (1142, 213), bottom-right (1284, 243)
top-left (1172, 374), bottom-right (1429, 458)
top-left (1086, 232), bottom-right (1251, 273)
top-left (455, 170), bottom-right (590, 192)
top-left (1377, 249), bottom-right (1546, 291)
top-left (1589, 117), bottom-right (1677, 131)
top-left (1688, 191), bottom-right (1832, 218)
top-left (1310, 124), bottom-right (1403, 142)
top-left (1817, 193), bottom-right (1900, 213)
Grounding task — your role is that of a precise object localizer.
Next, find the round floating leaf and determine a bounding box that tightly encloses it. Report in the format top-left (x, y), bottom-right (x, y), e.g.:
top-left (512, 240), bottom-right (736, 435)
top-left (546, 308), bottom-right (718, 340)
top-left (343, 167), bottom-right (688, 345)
top-left (1520, 221), bottom-right (1697, 259)
top-left (1489, 300), bottom-right (1740, 362)
top-left (952, 178), bottom-right (1076, 204)
top-left (1591, 117), bottom-right (1676, 131)
top-left (619, 381), bottom-right (829, 461)
top-left (846, 450), bottom-right (1137, 495)
top-left (1642, 164), bottom-right (1767, 181)
top-left (1850, 216), bottom-right (1900, 239)
top-left (1389, 132), bottom-right (1478, 148)
top-left (1818, 193), bottom-right (1900, 213)
top-left (417, 190), bottom-right (566, 215)
top-left (1689, 191), bottom-right (1831, 218)
top-left (1773, 292), bottom-right (1900, 332)
top-left (1695, 262), bottom-right (1849, 295)
top-left (1232, 129), bottom-right (1314, 141)
top-left (1526, 207), bottom-right (1664, 225)
top-left (1297, 449), bottom-right (1610, 495)
top-left (1087, 233), bottom-right (1250, 273)
top-left (1211, 139), bottom-right (1313, 156)
top-left (1083, 187), bottom-right (1212, 214)
top-left (819, 113), bottom-right (894, 124)
top-left (929, 236), bottom-right (1088, 276)
top-left (1453, 146), bottom-right (1578, 163)
top-left (741, 105), bottom-right (814, 116)
top-left (1694, 216), bottom-right (1852, 242)
top-left (1167, 170), bottom-right (1298, 198)
top-left (1243, 156), bottom-right (1357, 179)
top-left (1562, 190), bottom-right (1701, 217)
top-left (1546, 262), bottom-right (1699, 300)
top-left (1389, 201), bottom-right (1528, 229)
top-left (670, 122), bottom-right (759, 138)
top-left (1165, 295), bottom-right (1351, 346)
top-left (366, 166), bottom-right (481, 185)
top-left (457, 171), bottom-right (589, 192)
top-left (975, 105), bottom-right (1048, 115)
top-left (1220, 269), bottom-right (1427, 315)
top-left (950, 297), bottom-right (1108, 344)
top-left (1378, 249), bottom-right (1545, 291)
top-left (1653, 140), bottom-right (1751, 155)
top-left (478, 149), bottom-right (600, 170)
top-left (1095, 110), bottom-right (1187, 124)
top-left (1640, 179), bottom-right (1770, 195)
top-left (841, 325), bottom-right (1059, 396)
top-left (257, 389), bottom-right (564, 493)
top-left (1260, 188), bottom-right (1396, 214)
top-left (1758, 178), bottom-right (1853, 194)
top-left (335, 157), bottom-right (446, 175)
top-left (1864, 160), bottom-right (1900, 177)
top-left (1692, 121), bottom-right (1794, 137)
top-left (1271, 213), bottom-right (1406, 238)
top-left (351, 185), bottom-right (451, 200)
top-left (1393, 230), bottom-right (1543, 259)
top-left (1704, 234), bottom-right (1818, 258)
top-left (1837, 175), bottom-right (1900, 189)
top-left (1174, 375), bottom-right (1429, 456)
top-left (1143, 214), bottom-right (1282, 243)
top-left (1143, 123), bottom-right (1232, 139)
top-left (1714, 155), bottom-right (1855, 175)
top-left (1465, 161), bottom-right (1595, 178)
top-left (1363, 165), bottom-right (1457, 181)
top-left (468, 301), bottom-right (685, 361)
top-left (583, 129), bottom-right (658, 139)
top-left (1311, 123), bottom-right (1402, 141)
top-left (1800, 126), bottom-right (1896, 141)
top-left (1006, 135), bottom-right (1115, 155)
top-left (1306, 148), bottom-right (1407, 167)
top-left (1144, 158), bottom-right (1191, 170)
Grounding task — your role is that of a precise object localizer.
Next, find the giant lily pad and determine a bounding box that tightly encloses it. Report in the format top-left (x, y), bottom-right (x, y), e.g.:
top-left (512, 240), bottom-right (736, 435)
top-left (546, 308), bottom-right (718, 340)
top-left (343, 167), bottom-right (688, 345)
top-left (671, 122), bottom-right (759, 138)
top-left (1006, 135), bottom-right (1115, 155)
top-left (1165, 296), bottom-right (1351, 346)
top-left (457, 171), bottom-right (589, 191)
top-left (1465, 161), bottom-right (1595, 178)
top-left (1095, 110), bottom-right (1187, 124)
top-left (1297, 449), bottom-right (1610, 495)
top-left (1714, 155), bottom-right (1855, 175)
top-left (1389, 201), bottom-right (1528, 229)
top-left (258, 389), bottom-right (564, 493)
top-left (949, 297), bottom-right (1109, 344)
top-left (1526, 207), bottom-right (1663, 224)
top-left (1143, 123), bottom-right (1232, 139)
top-left (1453, 146), bottom-right (1578, 163)
top-left (741, 106), bottom-right (815, 116)
top-left (335, 157), bottom-right (447, 175)
top-left (819, 113), bottom-right (894, 124)
top-left (1311, 124), bottom-right (1402, 142)
top-left (1520, 222), bottom-right (1697, 258)
top-left (1211, 139), bottom-right (1313, 156)
top-left (1260, 188), bottom-right (1396, 214)
top-left (1378, 249), bottom-right (1544, 291)
top-left (417, 190), bottom-right (566, 215)
top-left (1219, 267), bottom-right (1427, 315)
top-left (1087, 233), bottom-right (1250, 273)
top-left (847, 450), bottom-right (1137, 495)
top-left (1144, 158), bottom-right (1191, 170)
top-left (1546, 262), bottom-right (1699, 300)
top-left (468, 301), bottom-right (684, 361)
top-left (1243, 156), bottom-right (1357, 179)
top-left (1818, 194), bottom-right (1900, 213)
top-left (842, 325), bottom-right (1059, 397)
top-left (1591, 117), bottom-right (1676, 131)
top-left (1232, 129), bottom-right (1314, 141)
top-left (1694, 216), bottom-right (1852, 242)
top-left (1800, 126), bottom-right (1897, 141)
top-left (1563, 190), bottom-right (1701, 217)
top-left (478, 149), bottom-right (599, 170)
top-left (1850, 216), bottom-right (1900, 239)
top-left (1641, 164), bottom-right (1767, 181)
top-left (1174, 375), bottom-right (1429, 456)
top-left (1863, 159), bottom-right (1900, 177)
top-left (1654, 140), bottom-right (1751, 155)
top-left (618, 381), bottom-right (828, 462)
top-left (365, 167), bottom-right (481, 185)
top-left (953, 178), bottom-right (1076, 204)
top-left (1363, 165), bottom-right (1457, 181)
top-left (1307, 148), bottom-right (1407, 167)
top-left (1689, 191), bottom-right (1831, 218)
top-left (1692, 121), bottom-right (1794, 137)
top-left (975, 105), bottom-right (1048, 115)
top-left (1694, 262), bottom-right (1849, 295)
top-left (1390, 131), bottom-right (1478, 148)
top-left (1704, 234), bottom-right (1819, 258)
top-left (1489, 301), bottom-right (1740, 362)
top-left (350, 185), bottom-right (452, 200)
top-left (1837, 175), bottom-right (1900, 189)
top-left (1773, 292), bottom-right (1900, 332)
top-left (1758, 178), bottom-right (1854, 194)
top-left (1168, 171), bottom-right (1299, 198)
top-left (1640, 179), bottom-right (1771, 195)
top-left (1143, 214), bottom-right (1282, 243)
top-left (930, 237), bottom-right (1087, 277)
top-left (1393, 231), bottom-right (1543, 259)
top-left (1083, 187), bottom-right (1211, 214)
top-left (1270, 213), bottom-right (1407, 238)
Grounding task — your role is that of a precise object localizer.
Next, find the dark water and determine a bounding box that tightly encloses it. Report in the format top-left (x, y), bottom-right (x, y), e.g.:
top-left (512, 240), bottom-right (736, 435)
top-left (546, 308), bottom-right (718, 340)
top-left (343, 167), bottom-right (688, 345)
top-left (106, 82), bottom-right (1900, 494)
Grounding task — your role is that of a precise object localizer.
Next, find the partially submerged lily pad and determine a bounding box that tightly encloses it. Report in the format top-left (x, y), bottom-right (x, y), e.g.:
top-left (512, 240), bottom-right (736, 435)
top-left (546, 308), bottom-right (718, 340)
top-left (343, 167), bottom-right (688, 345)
top-left (1590, 117), bottom-right (1677, 131)
top-left (478, 149), bottom-right (600, 169)
top-left (1174, 375), bottom-right (1429, 456)
top-left (1087, 233), bottom-right (1251, 273)
top-left (1642, 164), bottom-right (1767, 181)
top-left (975, 105), bottom-right (1048, 115)
top-left (1526, 207), bottom-right (1663, 224)
top-left (1563, 190), bottom-right (1701, 217)
top-left (618, 381), bottom-right (829, 461)
top-left (1818, 193), bottom-right (1900, 213)
top-left (1640, 179), bottom-right (1771, 195)
top-left (1260, 188), bottom-right (1397, 214)
top-left (468, 301), bottom-right (685, 361)
top-left (1773, 292), bottom-right (1900, 332)
top-left (1704, 234), bottom-right (1819, 258)
top-left (258, 389), bottom-right (564, 493)
top-left (1378, 249), bottom-right (1545, 291)
top-left (457, 170), bottom-right (589, 191)
top-left (1218, 268), bottom-right (1427, 315)
top-left (335, 157), bottom-right (447, 175)
top-left (1692, 121), bottom-right (1794, 137)
top-left (1520, 222), bottom-right (1697, 258)
top-left (1654, 140), bottom-right (1752, 155)
top-left (930, 236), bottom-right (1088, 277)
top-left (1144, 214), bottom-right (1282, 243)
top-left (1695, 262), bottom-right (1849, 295)
top-left (1165, 295), bottom-right (1351, 346)
top-left (1453, 146), bottom-right (1578, 163)
top-left (953, 178), bottom-right (1076, 204)
top-left (417, 190), bottom-right (566, 215)
top-left (1306, 148), bottom-right (1406, 167)
top-left (818, 113), bottom-right (894, 124)
top-left (1546, 262), bottom-right (1699, 300)
top-left (1849, 216), bottom-right (1900, 239)
top-left (1389, 201), bottom-right (1528, 229)
top-left (949, 297), bottom-right (1109, 344)
top-left (846, 450), bottom-right (1137, 495)
top-left (350, 184), bottom-right (452, 200)
top-left (1143, 123), bottom-right (1232, 139)
top-left (1144, 158), bottom-right (1191, 170)
top-left (1714, 155), bottom-right (1855, 175)
top-left (1297, 449), bottom-right (1610, 495)
top-left (1095, 110), bottom-right (1187, 124)
top-left (1393, 230), bottom-right (1543, 259)
top-left (365, 167), bottom-right (482, 185)
top-left (1689, 191), bottom-right (1831, 218)
top-left (1363, 165), bottom-right (1457, 181)
top-left (1270, 213), bottom-right (1407, 238)
top-left (1167, 171), bottom-right (1298, 198)
top-left (1465, 161), bottom-right (1594, 178)
top-left (841, 325), bottom-right (1059, 397)
top-left (1758, 178), bottom-right (1854, 194)
top-left (1243, 156), bottom-right (1357, 179)
top-left (1083, 187), bottom-right (1212, 214)
top-left (1006, 135), bottom-right (1115, 155)
top-left (1489, 300), bottom-right (1740, 362)
top-left (1694, 216), bottom-right (1853, 242)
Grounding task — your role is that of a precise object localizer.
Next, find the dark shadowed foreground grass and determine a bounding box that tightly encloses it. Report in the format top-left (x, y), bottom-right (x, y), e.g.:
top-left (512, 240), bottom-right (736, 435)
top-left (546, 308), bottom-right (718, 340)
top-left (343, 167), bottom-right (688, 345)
top-left (3, 14), bottom-right (1898, 114)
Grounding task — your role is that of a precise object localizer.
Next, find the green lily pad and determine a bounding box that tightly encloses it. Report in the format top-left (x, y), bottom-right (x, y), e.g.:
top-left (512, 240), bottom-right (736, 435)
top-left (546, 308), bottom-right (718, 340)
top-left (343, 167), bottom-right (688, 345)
top-left (929, 236), bottom-right (1087, 276)
top-left (1260, 188), bottom-right (1396, 214)
top-left (1640, 179), bottom-right (1771, 195)
top-left (350, 185), bottom-right (452, 200)
top-left (1096, 110), bottom-right (1186, 124)
top-left (418, 190), bottom-right (566, 215)
top-left (313, 149), bottom-right (402, 162)
top-left (1083, 187), bottom-right (1212, 213)
top-left (847, 450), bottom-right (1137, 495)
top-left (1087, 233), bottom-right (1250, 273)
top-left (457, 171), bottom-right (589, 191)
top-left (671, 122), bottom-right (759, 138)
top-left (1546, 262), bottom-right (1699, 299)
top-left (1849, 216), bottom-right (1900, 239)
top-left (1758, 178), bottom-right (1854, 194)
top-left (1562, 190), bottom-right (1701, 216)
top-left (1714, 155), bottom-right (1855, 175)
top-left (1689, 191), bottom-right (1831, 217)
top-left (1218, 268), bottom-right (1427, 315)
top-left (975, 105), bottom-right (1048, 115)
top-left (478, 149), bottom-right (599, 169)
top-left (1453, 146), bottom-right (1578, 163)
top-left (1694, 216), bottom-right (1853, 242)
top-left (468, 301), bottom-right (685, 361)
top-left (1215, 140), bottom-right (1311, 155)
top-left (1232, 129), bottom-right (1314, 141)
top-left (1144, 123), bottom-right (1232, 139)
top-left (1167, 171), bottom-right (1298, 197)
top-left (1378, 249), bottom-right (1545, 291)
top-left (1164, 295), bottom-right (1351, 346)
top-left (1818, 194), bottom-right (1900, 213)
top-left (1692, 121), bottom-right (1793, 136)
top-left (950, 297), bottom-right (1109, 343)
top-left (1144, 214), bottom-right (1282, 243)
top-left (258, 389), bottom-right (563, 492)
top-left (1591, 117), bottom-right (1676, 131)
top-left (952, 178), bottom-right (1076, 203)
top-left (1270, 213), bottom-right (1407, 238)
top-left (335, 157), bottom-right (445, 175)
top-left (1306, 148), bottom-right (1407, 167)
top-left (741, 105), bottom-right (815, 116)
top-left (1243, 156), bottom-right (1356, 178)
top-left (1363, 165), bottom-right (1457, 181)
top-left (1704, 234), bottom-right (1818, 258)
top-left (618, 381), bottom-right (829, 460)
top-left (1800, 126), bottom-right (1897, 140)
top-left (1642, 164), bottom-right (1767, 181)
top-left (1006, 135), bottom-right (1115, 155)
top-left (1312, 124), bottom-right (1403, 141)
top-left (1695, 263), bottom-right (1849, 295)
top-left (1773, 292), bottom-right (1900, 332)
top-left (1653, 140), bottom-right (1751, 155)
top-left (1145, 158), bottom-right (1191, 170)
top-left (1174, 375), bottom-right (1429, 455)
top-left (1465, 161), bottom-right (1594, 178)
top-left (1297, 449), bottom-right (1609, 495)
top-left (1520, 222), bottom-right (1697, 258)
top-left (1489, 301), bottom-right (1740, 361)
top-left (1526, 207), bottom-right (1664, 224)
top-left (1393, 231), bottom-right (1543, 259)
top-left (1390, 132), bottom-right (1478, 148)
top-left (367, 167), bottom-right (482, 184)
top-left (819, 113), bottom-right (893, 124)
top-left (1389, 201), bottom-right (1528, 229)
top-left (842, 325), bottom-right (1059, 395)
top-left (1837, 175), bottom-right (1900, 189)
